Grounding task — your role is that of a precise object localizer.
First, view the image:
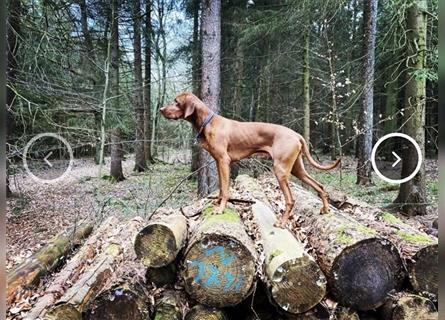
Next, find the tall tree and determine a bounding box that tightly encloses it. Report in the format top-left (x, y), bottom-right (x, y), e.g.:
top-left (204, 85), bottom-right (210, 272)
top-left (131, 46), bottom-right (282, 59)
top-left (110, 0), bottom-right (120, 131)
top-left (302, 21), bottom-right (311, 143)
top-left (394, 0), bottom-right (428, 215)
top-left (197, 0), bottom-right (221, 197)
top-left (144, 0), bottom-right (154, 163)
top-left (132, 0), bottom-right (147, 171)
top-left (190, 0), bottom-right (201, 172)
top-left (6, 0), bottom-right (21, 196)
top-left (356, 0), bottom-right (378, 185)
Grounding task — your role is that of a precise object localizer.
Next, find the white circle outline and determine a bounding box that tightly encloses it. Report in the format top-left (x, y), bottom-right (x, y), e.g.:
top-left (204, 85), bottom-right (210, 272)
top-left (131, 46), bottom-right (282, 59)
top-left (370, 133), bottom-right (422, 184)
top-left (23, 133), bottom-right (74, 184)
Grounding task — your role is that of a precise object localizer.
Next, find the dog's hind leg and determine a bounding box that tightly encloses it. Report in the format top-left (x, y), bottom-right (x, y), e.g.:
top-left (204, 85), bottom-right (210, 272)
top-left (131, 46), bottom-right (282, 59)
top-left (273, 161), bottom-right (296, 228)
top-left (292, 156), bottom-right (330, 214)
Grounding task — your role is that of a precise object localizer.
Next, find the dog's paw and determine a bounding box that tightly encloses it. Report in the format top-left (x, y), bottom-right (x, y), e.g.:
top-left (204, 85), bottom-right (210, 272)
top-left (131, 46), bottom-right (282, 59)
top-left (320, 207), bottom-right (330, 215)
top-left (274, 220), bottom-right (287, 229)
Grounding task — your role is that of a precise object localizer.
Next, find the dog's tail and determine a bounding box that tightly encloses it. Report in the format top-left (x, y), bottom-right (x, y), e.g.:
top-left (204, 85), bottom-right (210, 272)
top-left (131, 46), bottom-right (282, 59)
top-left (300, 137), bottom-right (341, 170)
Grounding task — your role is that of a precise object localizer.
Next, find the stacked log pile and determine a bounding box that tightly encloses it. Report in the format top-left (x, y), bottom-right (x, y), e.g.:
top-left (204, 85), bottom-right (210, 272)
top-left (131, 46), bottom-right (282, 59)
top-left (7, 174), bottom-right (438, 320)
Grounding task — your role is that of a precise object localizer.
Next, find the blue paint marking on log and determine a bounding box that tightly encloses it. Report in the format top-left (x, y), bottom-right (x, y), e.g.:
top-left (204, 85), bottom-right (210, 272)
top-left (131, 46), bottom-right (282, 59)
top-left (223, 272), bottom-right (235, 291)
top-left (189, 244), bottom-right (246, 291)
top-left (204, 246), bottom-right (235, 266)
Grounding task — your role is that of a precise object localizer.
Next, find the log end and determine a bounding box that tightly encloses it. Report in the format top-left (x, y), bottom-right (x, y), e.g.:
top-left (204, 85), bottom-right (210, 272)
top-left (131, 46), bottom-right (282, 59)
top-left (410, 244), bottom-right (438, 297)
top-left (330, 238), bottom-right (404, 310)
top-left (146, 262), bottom-right (178, 287)
top-left (380, 293), bottom-right (437, 320)
top-left (270, 258), bottom-right (326, 314)
top-left (86, 286), bottom-right (149, 320)
top-left (44, 305), bottom-right (82, 320)
top-left (185, 305), bottom-right (228, 320)
top-left (134, 224), bottom-right (178, 268)
top-left (183, 234), bottom-right (256, 307)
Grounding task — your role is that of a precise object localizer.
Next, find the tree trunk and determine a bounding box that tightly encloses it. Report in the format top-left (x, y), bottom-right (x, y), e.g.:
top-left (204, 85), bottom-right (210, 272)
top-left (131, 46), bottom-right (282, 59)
top-left (379, 292), bottom-right (437, 320)
top-left (45, 218), bottom-right (144, 320)
top-left (6, 0), bottom-right (21, 196)
top-left (303, 24), bottom-right (311, 143)
top-left (182, 205), bottom-right (257, 307)
top-left (25, 217), bottom-right (118, 319)
top-left (383, 64), bottom-right (399, 157)
top-left (132, 0), bottom-right (146, 172)
top-left (197, 0), bottom-right (221, 197)
top-left (7, 223), bottom-right (93, 305)
top-left (110, 128), bottom-right (125, 182)
top-left (134, 213), bottom-right (187, 268)
top-left (236, 175), bottom-right (326, 314)
top-left (233, 40), bottom-right (244, 119)
top-left (185, 305), bottom-right (227, 320)
top-left (394, 0), bottom-right (427, 215)
top-left (144, 0), bottom-right (154, 164)
top-left (190, 0), bottom-right (201, 173)
top-left (356, 0), bottom-right (378, 185)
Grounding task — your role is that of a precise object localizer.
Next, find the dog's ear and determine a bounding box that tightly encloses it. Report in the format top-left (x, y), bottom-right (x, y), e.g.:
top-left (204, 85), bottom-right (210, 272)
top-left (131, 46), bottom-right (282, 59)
top-left (183, 101), bottom-right (196, 118)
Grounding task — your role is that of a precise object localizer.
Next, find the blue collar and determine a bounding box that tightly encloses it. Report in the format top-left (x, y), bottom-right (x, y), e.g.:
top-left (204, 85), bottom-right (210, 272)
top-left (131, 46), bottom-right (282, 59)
top-left (195, 111), bottom-right (215, 143)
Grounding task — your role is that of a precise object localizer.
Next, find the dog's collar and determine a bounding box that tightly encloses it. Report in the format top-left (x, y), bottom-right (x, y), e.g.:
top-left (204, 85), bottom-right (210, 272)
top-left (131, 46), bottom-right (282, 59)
top-left (194, 111), bottom-right (215, 143)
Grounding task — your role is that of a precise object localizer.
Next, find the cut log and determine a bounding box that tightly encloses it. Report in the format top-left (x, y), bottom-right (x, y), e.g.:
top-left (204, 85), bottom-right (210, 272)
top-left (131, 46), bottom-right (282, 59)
top-left (327, 190), bottom-right (438, 298)
top-left (134, 212), bottom-right (188, 268)
top-left (285, 304), bottom-right (330, 320)
top-left (86, 282), bottom-right (150, 320)
top-left (185, 305), bottom-right (228, 320)
top-left (237, 174), bottom-right (326, 314)
top-left (25, 217), bottom-right (118, 320)
top-left (333, 306), bottom-right (360, 320)
top-left (146, 261), bottom-right (178, 287)
top-left (154, 290), bottom-right (184, 320)
top-left (182, 205), bottom-right (257, 307)
top-left (44, 217), bottom-right (144, 320)
top-left (7, 222), bottom-right (94, 304)
top-left (259, 176), bottom-right (404, 310)
top-left (379, 292), bottom-right (437, 320)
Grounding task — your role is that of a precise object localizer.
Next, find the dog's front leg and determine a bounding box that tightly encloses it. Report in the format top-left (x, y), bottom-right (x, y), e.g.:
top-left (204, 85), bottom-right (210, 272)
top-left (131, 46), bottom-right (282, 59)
top-left (215, 157), bottom-right (231, 214)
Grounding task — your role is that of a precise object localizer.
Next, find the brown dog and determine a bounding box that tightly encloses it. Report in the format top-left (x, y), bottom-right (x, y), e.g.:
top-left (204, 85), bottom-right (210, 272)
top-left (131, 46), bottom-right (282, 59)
top-left (160, 92), bottom-right (340, 227)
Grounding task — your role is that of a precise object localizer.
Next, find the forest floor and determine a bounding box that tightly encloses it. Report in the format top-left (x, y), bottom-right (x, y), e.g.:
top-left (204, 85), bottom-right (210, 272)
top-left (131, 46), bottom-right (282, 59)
top-left (6, 152), bottom-right (438, 273)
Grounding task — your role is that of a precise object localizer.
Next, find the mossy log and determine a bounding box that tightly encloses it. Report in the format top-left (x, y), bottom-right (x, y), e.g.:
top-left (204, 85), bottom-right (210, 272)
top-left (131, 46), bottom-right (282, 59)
top-left (134, 213), bottom-right (188, 268)
top-left (154, 290), bottom-right (184, 320)
top-left (44, 217), bottom-right (144, 320)
top-left (362, 212), bottom-right (437, 298)
top-left (285, 181), bottom-right (404, 310)
top-left (182, 205), bottom-right (257, 307)
top-left (237, 175), bottom-right (326, 313)
top-left (379, 292), bottom-right (437, 320)
top-left (185, 305), bottom-right (228, 320)
top-left (328, 189), bottom-right (438, 297)
top-left (25, 217), bottom-right (118, 320)
top-left (146, 261), bottom-right (178, 287)
top-left (7, 222), bottom-right (94, 304)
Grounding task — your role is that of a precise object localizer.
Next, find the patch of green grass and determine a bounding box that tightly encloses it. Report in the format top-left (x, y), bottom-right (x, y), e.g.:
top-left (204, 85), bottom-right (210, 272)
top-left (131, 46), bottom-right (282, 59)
top-left (203, 205), bottom-right (240, 223)
top-left (379, 212), bottom-right (403, 225)
top-left (337, 228), bottom-right (354, 244)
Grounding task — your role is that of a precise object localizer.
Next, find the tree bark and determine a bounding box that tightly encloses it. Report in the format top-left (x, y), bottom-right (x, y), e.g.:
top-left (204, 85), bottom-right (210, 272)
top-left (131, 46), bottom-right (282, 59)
top-left (197, 0), bottom-right (221, 197)
top-left (7, 222), bottom-right (93, 305)
top-left (132, 0), bottom-right (146, 172)
top-left (356, 0), bottom-right (378, 185)
top-left (45, 218), bottom-right (144, 320)
top-left (134, 213), bottom-right (188, 268)
top-left (144, 0), bottom-right (154, 164)
top-left (236, 175), bottom-right (326, 314)
top-left (394, 0), bottom-right (427, 215)
top-left (182, 205), bottom-right (257, 307)
top-left (110, 128), bottom-right (125, 182)
top-left (25, 217), bottom-right (118, 319)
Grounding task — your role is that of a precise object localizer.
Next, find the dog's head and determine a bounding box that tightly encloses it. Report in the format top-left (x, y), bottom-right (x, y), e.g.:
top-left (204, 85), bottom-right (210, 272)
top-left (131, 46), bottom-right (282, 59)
top-left (160, 92), bottom-right (196, 120)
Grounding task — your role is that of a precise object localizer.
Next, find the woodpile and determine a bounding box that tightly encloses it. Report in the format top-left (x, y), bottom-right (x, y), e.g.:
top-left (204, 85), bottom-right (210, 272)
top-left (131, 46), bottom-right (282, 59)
top-left (7, 174), bottom-right (437, 320)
